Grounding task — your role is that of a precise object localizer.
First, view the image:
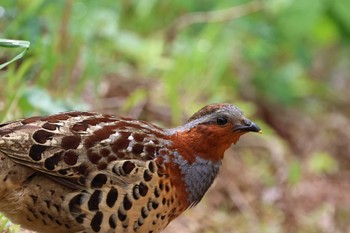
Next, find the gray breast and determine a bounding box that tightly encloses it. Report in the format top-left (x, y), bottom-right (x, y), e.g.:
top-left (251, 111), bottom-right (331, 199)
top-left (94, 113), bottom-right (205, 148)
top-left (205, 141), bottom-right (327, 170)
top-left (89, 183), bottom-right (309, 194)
top-left (173, 153), bottom-right (221, 206)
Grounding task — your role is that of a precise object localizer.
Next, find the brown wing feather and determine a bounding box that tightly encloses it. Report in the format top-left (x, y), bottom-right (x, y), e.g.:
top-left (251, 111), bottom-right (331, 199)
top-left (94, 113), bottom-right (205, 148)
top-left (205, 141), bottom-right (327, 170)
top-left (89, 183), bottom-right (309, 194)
top-left (0, 111), bottom-right (167, 187)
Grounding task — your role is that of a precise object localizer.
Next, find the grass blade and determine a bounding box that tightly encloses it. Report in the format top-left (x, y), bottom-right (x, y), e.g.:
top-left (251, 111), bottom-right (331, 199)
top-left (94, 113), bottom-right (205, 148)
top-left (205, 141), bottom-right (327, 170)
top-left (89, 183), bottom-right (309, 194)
top-left (0, 39), bottom-right (30, 70)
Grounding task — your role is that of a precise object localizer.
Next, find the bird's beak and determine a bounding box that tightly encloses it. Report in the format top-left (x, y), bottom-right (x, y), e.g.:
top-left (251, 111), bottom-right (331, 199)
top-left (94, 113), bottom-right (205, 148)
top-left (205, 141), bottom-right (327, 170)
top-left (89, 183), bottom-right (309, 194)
top-left (233, 120), bottom-right (262, 133)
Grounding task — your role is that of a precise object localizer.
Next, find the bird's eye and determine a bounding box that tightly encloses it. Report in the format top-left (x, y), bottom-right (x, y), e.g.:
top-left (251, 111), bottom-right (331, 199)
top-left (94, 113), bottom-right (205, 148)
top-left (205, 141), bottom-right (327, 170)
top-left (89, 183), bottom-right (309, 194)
top-left (216, 117), bottom-right (228, 126)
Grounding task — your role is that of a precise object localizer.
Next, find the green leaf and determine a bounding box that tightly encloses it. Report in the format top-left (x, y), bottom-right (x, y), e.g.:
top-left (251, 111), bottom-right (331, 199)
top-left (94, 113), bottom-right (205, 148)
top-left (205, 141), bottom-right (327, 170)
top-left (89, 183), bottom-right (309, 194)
top-left (0, 39), bottom-right (31, 70)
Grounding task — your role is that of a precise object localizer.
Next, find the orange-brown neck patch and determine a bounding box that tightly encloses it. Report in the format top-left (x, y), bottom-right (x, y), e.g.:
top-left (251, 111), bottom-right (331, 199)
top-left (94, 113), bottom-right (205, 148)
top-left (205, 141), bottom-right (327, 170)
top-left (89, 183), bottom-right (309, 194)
top-left (170, 124), bottom-right (245, 163)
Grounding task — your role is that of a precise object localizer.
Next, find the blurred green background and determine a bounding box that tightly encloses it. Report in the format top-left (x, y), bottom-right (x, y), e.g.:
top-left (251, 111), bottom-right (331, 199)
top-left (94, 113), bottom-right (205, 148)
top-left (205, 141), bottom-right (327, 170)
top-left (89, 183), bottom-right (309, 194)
top-left (1, 0), bottom-right (350, 232)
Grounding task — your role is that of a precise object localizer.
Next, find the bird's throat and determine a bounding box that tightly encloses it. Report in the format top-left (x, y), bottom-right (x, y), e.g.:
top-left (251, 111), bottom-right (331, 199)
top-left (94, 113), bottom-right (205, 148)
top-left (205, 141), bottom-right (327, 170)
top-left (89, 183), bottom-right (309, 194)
top-left (170, 126), bottom-right (241, 162)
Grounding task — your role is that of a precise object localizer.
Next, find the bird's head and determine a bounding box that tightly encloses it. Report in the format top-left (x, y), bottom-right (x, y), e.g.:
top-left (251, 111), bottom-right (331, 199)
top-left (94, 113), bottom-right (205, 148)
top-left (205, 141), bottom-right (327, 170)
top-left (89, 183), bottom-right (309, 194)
top-left (170, 103), bottom-right (261, 162)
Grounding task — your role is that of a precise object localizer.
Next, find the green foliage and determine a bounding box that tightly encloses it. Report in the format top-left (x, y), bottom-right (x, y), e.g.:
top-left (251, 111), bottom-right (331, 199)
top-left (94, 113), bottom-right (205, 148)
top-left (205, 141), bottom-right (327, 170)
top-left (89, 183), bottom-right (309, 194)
top-left (288, 159), bottom-right (302, 184)
top-left (1, 0), bottom-right (350, 118)
top-left (308, 152), bottom-right (338, 175)
top-left (0, 213), bottom-right (20, 233)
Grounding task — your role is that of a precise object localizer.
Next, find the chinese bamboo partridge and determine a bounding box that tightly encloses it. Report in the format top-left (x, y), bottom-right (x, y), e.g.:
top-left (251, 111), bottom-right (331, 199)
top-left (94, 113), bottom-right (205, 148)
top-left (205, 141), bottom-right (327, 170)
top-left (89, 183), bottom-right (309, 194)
top-left (0, 103), bottom-right (260, 233)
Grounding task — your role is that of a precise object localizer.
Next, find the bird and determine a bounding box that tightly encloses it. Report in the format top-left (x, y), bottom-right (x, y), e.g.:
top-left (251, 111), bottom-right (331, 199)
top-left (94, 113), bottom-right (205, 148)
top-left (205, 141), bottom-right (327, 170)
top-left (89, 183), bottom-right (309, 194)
top-left (0, 103), bottom-right (260, 233)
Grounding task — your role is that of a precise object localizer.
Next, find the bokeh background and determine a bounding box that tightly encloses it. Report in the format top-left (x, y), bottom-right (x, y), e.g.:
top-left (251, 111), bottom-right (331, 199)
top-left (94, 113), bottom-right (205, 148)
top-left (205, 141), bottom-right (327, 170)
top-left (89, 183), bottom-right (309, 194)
top-left (1, 0), bottom-right (350, 232)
